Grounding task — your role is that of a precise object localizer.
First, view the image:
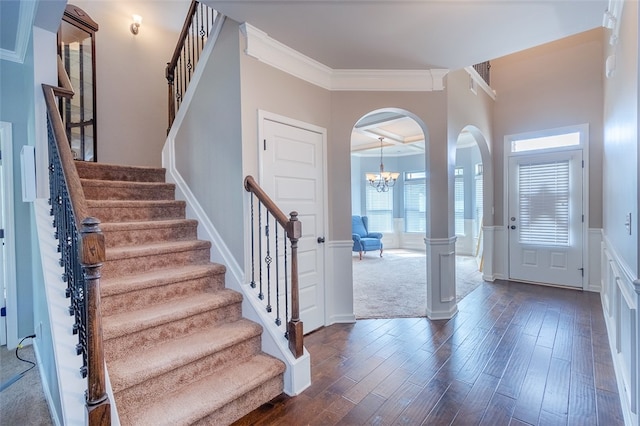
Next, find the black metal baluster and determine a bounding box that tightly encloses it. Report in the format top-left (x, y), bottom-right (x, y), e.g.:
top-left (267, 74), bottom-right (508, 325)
top-left (275, 223), bottom-right (281, 326)
top-left (284, 238), bottom-right (289, 338)
top-left (265, 212), bottom-right (272, 313)
top-left (258, 202), bottom-right (263, 300)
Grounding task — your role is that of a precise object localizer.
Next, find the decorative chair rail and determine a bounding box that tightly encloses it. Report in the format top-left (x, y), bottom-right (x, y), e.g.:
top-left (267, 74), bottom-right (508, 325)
top-left (473, 61), bottom-right (491, 86)
top-left (166, 0), bottom-right (218, 133)
top-left (43, 81), bottom-right (110, 425)
top-left (244, 176), bottom-right (304, 358)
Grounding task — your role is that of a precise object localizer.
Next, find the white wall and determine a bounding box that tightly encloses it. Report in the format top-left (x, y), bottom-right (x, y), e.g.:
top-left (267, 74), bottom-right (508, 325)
top-left (72, 0), bottom-right (190, 167)
top-left (491, 28), bottom-right (605, 228)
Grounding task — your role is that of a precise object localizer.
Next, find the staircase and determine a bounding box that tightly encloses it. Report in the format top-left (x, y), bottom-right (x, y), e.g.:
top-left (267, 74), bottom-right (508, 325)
top-left (75, 161), bottom-right (285, 425)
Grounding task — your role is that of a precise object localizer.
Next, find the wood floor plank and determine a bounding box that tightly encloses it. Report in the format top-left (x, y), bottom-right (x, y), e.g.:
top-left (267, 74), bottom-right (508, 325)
top-left (495, 334), bottom-right (537, 398)
top-left (422, 379), bottom-right (472, 425)
top-left (552, 312), bottom-right (574, 361)
top-left (340, 392), bottom-right (386, 425)
top-left (596, 388), bottom-right (625, 425)
top-left (540, 357), bottom-right (571, 418)
top-left (452, 373), bottom-right (500, 426)
top-left (366, 380), bottom-right (423, 425)
top-left (480, 392), bottom-right (516, 425)
top-left (567, 372), bottom-right (597, 426)
top-left (511, 345), bottom-right (553, 424)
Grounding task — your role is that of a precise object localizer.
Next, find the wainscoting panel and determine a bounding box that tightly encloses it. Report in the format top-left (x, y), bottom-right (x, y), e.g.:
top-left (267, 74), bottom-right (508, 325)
top-left (601, 237), bottom-right (639, 425)
top-left (439, 250), bottom-right (456, 303)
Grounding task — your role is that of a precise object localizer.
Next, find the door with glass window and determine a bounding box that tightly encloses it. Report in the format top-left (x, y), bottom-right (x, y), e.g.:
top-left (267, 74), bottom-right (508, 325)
top-left (508, 150), bottom-right (583, 287)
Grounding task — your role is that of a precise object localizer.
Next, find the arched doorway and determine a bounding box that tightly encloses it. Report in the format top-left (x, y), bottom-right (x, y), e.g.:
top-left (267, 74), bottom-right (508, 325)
top-left (454, 125), bottom-right (494, 284)
top-left (349, 109), bottom-right (428, 319)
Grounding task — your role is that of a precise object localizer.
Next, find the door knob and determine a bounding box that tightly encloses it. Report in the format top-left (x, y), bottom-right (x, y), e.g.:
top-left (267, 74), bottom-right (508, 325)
top-left (317, 237), bottom-right (325, 244)
top-left (510, 225), bottom-right (517, 230)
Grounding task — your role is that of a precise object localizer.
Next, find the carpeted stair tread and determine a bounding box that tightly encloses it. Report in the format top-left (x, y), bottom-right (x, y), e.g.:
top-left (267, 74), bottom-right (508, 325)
top-left (105, 239), bottom-right (211, 261)
top-left (81, 178), bottom-right (176, 200)
top-left (124, 354), bottom-right (285, 426)
top-left (101, 264), bottom-right (225, 297)
top-left (102, 290), bottom-right (242, 341)
top-left (108, 319), bottom-right (263, 391)
top-left (87, 199), bottom-right (186, 222)
top-left (100, 219), bottom-right (198, 248)
top-left (75, 161), bottom-right (166, 182)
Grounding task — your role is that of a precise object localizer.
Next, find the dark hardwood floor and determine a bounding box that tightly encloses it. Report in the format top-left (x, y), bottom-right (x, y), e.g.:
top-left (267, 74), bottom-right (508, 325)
top-left (233, 280), bottom-right (625, 426)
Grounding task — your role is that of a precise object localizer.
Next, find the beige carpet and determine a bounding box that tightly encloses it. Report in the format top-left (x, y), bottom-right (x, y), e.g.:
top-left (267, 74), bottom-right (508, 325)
top-left (352, 249), bottom-right (483, 319)
top-left (0, 344), bottom-right (53, 425)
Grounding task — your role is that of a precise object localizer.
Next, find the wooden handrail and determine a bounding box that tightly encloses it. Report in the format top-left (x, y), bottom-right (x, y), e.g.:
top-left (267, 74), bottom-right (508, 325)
top-left (42, 85), bottom-right (88, 222)
top-left (244, 175), bottom-right (292, 233)
top-left (43, 80), bottom-right (110, 425)
top-left (244, 175), bottom-right (304, 358)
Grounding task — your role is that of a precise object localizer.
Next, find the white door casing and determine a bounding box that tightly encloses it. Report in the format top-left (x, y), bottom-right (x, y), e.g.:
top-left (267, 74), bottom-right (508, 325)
top-left (0, 121), bottom-right (17, 347)
top-left (508, 149), bottom-right (584, 287)
top-left (259, 112), bottom-right (327, 333)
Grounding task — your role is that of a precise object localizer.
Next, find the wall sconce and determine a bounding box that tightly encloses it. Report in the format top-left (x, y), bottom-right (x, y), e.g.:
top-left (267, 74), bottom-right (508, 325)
top-left (130, 14), bottom-right (142, 35)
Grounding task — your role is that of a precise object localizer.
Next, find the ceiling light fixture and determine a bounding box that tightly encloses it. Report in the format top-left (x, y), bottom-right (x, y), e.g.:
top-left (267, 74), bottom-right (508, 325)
top-left (366, 137), bottom-right (400, 192)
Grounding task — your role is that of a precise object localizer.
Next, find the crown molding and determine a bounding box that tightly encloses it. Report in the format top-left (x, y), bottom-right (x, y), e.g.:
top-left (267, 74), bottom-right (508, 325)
top-left (0, 1), bottom-right (36, 64)
top-left (240, 23), bottom-right (449, 92)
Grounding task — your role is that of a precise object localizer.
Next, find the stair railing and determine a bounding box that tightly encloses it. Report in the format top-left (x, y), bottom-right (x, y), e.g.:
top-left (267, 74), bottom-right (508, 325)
top-left (472, 61), bottom-right (491, 86)
top-left (166, 0), bottom-right (219, 133)
top-left (43, 70), bottom-right (110, 424)
top-left (244, 176), bottom-right (304, 358)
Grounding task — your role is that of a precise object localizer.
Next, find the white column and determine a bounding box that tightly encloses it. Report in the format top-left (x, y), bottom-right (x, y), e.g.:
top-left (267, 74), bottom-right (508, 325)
top-left (425, 236), bottom-right (458, 320)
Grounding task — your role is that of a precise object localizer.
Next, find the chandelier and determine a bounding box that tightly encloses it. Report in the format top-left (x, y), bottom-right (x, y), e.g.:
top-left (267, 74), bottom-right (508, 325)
top-left (365, 137), bottom-right (400, 192)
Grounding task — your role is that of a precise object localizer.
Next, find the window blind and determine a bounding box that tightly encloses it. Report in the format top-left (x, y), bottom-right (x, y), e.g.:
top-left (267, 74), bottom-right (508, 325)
top-left (404, 178), bottom-right (426, 232)
top-left (455, 170), bottom-right (464, 235)
top-left (366, 185), bottom-right (393, 232)
top-left (518, 160), bottom-right (570, 245)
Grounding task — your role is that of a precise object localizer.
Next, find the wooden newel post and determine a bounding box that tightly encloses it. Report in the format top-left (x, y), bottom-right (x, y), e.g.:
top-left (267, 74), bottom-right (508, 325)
top-left (286, 211), bottom-right (304, 358)
top-left (80, 217), bottom-right (110, 426)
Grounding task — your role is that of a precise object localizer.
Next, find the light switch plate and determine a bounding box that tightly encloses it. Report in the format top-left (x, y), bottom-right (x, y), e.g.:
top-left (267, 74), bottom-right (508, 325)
top-left (625, 212), bottom-right (632, 235)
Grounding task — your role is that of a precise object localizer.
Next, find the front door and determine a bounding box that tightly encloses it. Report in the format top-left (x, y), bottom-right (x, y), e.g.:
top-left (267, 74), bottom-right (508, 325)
top-left (260, 115), bottom-right (326, 333)
top-left (508, 149), bottom-right (584, 287)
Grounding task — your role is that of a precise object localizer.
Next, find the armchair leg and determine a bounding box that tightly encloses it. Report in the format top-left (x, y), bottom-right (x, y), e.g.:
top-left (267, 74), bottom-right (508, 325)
top-left (380, 248), bottom-right (383, 258)
top-left (359, 251), bottom-right (363, 260)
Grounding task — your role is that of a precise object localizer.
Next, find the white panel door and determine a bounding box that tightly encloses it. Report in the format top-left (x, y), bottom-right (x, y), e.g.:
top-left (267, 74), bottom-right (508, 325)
top-left (261, 117), bottom-right (325, 333)
top-left (508, 150), bottom-right (583, 287)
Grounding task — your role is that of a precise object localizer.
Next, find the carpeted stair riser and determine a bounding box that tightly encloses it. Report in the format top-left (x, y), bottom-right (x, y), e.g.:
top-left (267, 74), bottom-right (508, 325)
top-left (101, 270), bottom-right (225, 315)
top-left (101, 220), bottom-right (198, 248)
top-left (102, 241), bottom-right (211, 278)
top-left (87, 200), bottom-right (186, 223)
top-left (114, 335), bottom-right (262, 419)
top-left (81, 179), bottom-right (176, 201)
top-left (75, 161), bottom-right (166, 183)
top-left (104, 300), bottom-right (242, 362)
top-left (193, 375), bottom-right (284, 426)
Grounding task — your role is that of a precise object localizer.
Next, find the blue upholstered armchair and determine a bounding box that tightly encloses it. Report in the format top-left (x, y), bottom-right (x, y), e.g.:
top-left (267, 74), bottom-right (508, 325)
top-left (352, 215), bottom-right (384, 260)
